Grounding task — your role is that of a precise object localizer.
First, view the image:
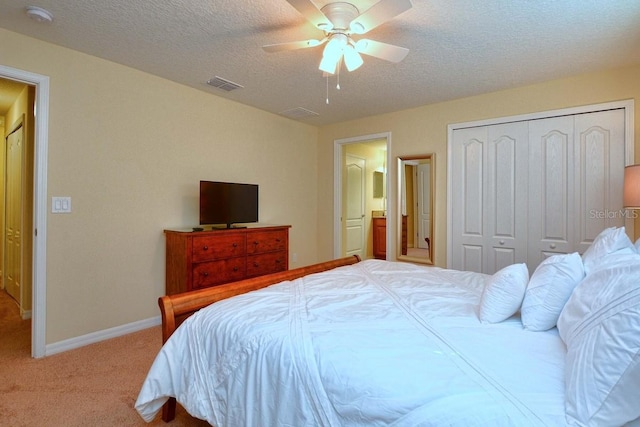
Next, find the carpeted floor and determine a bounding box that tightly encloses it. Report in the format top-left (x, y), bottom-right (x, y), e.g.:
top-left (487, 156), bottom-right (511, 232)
top-left (0, 290), bottom-right (209, 426)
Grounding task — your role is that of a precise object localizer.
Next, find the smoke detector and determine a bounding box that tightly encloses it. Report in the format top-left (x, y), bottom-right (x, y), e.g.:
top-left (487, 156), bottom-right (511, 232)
top-left (25, 6), bottom-right (54, 23)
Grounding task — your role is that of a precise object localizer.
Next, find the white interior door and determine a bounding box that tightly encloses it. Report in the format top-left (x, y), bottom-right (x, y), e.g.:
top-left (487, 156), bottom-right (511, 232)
top-left (528, 115), bottom-right (575, 267)
top-left (345, 155), bottom-right (365, 258)
top-left (573, 109), bottom-right (627, 253)
top-left (450, 122), bottom-right (528, 274)
top-left (450, 126), bottom-right (486, 273)
top-left (4, 125), bottom-right (24, 303)
top-left (485, 122), bottom-right (529, 273)
top-left (417, 163), bottom-right (431, 249)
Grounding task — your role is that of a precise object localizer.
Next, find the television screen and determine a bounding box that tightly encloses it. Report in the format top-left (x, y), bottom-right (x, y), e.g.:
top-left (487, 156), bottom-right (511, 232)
top-left (199, 181), bottom-right (258, 228)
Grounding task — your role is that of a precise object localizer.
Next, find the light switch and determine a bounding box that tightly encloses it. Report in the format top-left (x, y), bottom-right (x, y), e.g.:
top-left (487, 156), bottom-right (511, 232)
top-left (52, 197), bottom-right (71, 213)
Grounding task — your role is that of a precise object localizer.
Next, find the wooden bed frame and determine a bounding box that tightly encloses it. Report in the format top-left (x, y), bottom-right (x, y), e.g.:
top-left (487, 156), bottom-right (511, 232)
top-left (157, 255), bottom-right (361, 422)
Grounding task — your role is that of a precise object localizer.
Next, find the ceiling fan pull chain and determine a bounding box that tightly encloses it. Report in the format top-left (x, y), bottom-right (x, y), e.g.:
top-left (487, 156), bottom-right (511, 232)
top-left (326, 75), bottom-right (330, 104)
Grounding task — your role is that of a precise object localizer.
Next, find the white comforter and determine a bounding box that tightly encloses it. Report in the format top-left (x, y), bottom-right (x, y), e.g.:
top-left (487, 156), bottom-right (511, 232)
top-left (136, 260), bottom-right (568, 426)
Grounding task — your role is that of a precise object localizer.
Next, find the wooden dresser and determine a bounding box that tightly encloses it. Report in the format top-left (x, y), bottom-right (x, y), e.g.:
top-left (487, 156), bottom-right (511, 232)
top-left (164, 225), bottom-right (290, 295)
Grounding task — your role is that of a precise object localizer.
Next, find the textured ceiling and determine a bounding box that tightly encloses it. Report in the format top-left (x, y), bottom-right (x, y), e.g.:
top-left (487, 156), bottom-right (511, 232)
top-left (1, 0), bottom-right (639, 126)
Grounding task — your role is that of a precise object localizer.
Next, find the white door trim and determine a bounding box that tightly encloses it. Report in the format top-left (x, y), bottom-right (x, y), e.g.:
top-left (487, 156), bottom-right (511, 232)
top-left (333, 132), bottom-right (392, 259)
top-left (447, 99), bottom-right (635, 269)
top-left (0, 65), bottom-right (49, 358)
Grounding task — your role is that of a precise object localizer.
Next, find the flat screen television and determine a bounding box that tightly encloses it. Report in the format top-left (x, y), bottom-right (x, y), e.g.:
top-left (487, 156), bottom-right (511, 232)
top-left (199, 181), bottom-right (258, 229)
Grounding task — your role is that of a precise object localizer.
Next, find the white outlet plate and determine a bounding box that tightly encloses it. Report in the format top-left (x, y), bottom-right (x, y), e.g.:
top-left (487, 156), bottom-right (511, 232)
top-left (52, 196), bottom-right (71, 213)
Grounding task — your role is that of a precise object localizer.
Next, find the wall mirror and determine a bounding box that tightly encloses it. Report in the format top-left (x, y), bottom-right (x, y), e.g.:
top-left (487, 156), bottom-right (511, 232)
top-left (397, 155), bottom-right (434, 265)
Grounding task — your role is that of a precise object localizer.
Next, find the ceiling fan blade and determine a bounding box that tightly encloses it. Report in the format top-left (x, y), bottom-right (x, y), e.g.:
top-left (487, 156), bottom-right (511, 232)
top-left (263, 38), bottom-right (326, 53)
top-left (349, 0), bottom-right (413, 34)
top-left (355, 39), bottom-right (409, 62)
top-left (286, 0), bottom-right (333, 31)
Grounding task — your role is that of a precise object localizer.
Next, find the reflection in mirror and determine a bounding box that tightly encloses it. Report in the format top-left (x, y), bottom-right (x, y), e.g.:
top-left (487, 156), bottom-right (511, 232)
top-left (397, 155), bottom-right (434, 265)
top-left (373, 171), bottom-right (384, 198)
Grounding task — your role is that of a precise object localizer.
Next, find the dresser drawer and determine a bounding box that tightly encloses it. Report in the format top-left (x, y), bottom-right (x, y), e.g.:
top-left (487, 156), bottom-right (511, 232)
top-left (246, 230), bottom-right (288, 255)
top-left (246, 251), bottom-right (287, 277)
top-left (192, 234), bottom-right (246, 262)
top-left (192, 258), bottom-right (246, 289)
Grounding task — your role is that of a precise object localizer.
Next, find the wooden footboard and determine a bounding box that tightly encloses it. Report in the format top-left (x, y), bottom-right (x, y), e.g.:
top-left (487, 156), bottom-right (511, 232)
top-left (158, 255), bottom-right (361, 422)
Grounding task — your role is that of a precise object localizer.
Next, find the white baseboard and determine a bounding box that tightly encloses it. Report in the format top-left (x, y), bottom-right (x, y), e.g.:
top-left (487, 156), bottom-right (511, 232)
top-left (44, 316), bottom-right (161, 356)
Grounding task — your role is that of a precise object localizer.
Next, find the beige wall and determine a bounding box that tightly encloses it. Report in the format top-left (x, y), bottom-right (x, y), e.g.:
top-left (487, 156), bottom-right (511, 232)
top-left (0, 29), bottom-right (319, 343)
top-left (318, 64), bottom-right (640, 266)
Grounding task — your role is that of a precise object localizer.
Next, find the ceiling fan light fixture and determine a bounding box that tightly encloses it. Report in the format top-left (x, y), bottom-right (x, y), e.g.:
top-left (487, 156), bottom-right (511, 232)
top-left (323, 34), bottom-right (348, 58)
top-left (343, 45), bottom-right (363, 71)
top-left (319, 54), bottom-right (339, 75)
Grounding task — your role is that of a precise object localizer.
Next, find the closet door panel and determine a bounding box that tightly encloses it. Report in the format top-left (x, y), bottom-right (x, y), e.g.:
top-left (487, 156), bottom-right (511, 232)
top-left (451, 127), bottom-right (486, 272)
top-left (486, 123), bottom-right (529, 273)
top-left (574, 109), bottom-right (626, 253)
top-left (528, 116), bottom-right (574, 269)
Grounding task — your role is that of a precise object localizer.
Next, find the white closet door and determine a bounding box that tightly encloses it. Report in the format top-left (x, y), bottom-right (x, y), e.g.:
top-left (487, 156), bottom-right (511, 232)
top-left (451, 127), bottom-right (486, 273)
top-left (450, 122), bottom-right (528, 274)
top-left (528, 115), bottom-right (575, 269)
top-left (485, 122), bottom-right (529, 273)
top-left (573, 109), bottom-right (626, 253)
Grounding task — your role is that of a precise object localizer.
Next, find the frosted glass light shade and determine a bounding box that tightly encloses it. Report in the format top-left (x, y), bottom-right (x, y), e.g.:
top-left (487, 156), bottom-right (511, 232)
top-left (319, 54), bottom-right (340, 74)
top-left (343, 45), bottom-right (363, 71)
top-left (624, 165), bottom-right (640, 209)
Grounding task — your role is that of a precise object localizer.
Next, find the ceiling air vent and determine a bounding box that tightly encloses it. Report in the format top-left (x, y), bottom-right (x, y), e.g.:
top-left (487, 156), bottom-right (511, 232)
top-left (279, 107), bottom-right (320, 119)
top-left (206, 76), bottom-right (243, 92)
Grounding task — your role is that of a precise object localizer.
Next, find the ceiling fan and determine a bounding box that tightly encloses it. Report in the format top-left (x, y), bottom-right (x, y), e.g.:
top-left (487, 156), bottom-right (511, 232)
top-left (263, 0), bottom-right (413, 75)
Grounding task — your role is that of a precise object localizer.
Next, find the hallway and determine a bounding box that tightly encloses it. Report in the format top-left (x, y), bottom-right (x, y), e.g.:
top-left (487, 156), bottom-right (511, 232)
top-left (0, 289), bottom-right (30, 359)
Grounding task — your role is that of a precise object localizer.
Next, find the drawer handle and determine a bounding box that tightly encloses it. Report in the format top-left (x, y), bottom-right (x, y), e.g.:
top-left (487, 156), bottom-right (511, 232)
top-left (202, 245), bottom-right (209, 251)
top-left (253, 241), bottom-right (259, 245)
top-left (233, 267), bottom-right (238, 272)
top-left (232, 243), bottom-right (238, 248)
top-left (203, 272), bottom-right (209, 277)
top-left (253, 262), bottom-right (259, 267)
top-left (499, 240), bottom-right (505, 245)
top-left (550, 243), bottom-right (557, 249)
top-left (275, 259), bottom-right (281, 264)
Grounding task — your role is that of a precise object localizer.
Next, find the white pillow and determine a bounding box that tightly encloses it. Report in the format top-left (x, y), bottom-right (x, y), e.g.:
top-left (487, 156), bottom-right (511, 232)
top-left (581, 227), bottom-right (635, 274)
top-left (520, 252), bottom-right (584, 331)
top-left (478, 263), bottom-right (528, 323)
top-left (557, 263), bottom-right (640, 426)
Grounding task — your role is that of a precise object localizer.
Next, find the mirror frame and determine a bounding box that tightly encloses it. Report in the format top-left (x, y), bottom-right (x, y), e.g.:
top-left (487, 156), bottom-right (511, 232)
top-left (397, 154), bottom-right (435, 265)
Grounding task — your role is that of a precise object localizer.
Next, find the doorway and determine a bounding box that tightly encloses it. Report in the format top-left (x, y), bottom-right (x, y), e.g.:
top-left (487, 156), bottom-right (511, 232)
top-left (334, 133), bottom-right (391, 260)
top-left (0, 66), bottom-right (50, 358)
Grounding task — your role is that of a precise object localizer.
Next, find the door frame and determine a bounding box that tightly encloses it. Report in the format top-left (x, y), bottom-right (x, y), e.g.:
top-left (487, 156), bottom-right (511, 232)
top-left (333, 132), bottom-right (392, 259)
top-left (0, 65), bottom-right (49, 358)
top-left (446, 99), bottom-right (635, 269)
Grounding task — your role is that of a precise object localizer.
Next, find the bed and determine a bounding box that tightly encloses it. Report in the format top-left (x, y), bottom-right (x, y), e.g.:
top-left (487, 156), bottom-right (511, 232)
top-left (136, 227), bottom-right (640, 426)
